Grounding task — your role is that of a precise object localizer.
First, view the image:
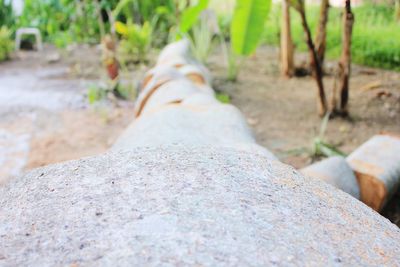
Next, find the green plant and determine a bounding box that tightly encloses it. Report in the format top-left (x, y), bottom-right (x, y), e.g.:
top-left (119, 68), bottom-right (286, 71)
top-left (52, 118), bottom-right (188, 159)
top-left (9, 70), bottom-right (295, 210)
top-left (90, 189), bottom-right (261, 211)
top-left (0, 26), bottom-right (13, 62)
top-left (226, 50), bottom-right (240, 82)
top-left (16, 0), bottom-right (111, 46)
top-left (187, 18), bottom-right (215, 64)
top-left (231, 0), bottom-right (271, 56)
top-left (115, 20), bottom-right (152, 64)
top-left (217, 13), bottom-right (232, 41)
top-left (112, 0), bottom-right (177, 47)
top-left (87, 79), bottom-right (136, 104)
top-left (114, 82), bottom-right (136, 100)
top-left (51, 31), bottom-right (74, 49)
top-left (0, 0), bottom-right (15, 28)
top-left (312, 113), bottom-right (345, 157)
top-left (87, 84), bottom-right (107, 104)
top-left (179, 0), bottom-right (209, 35)
top-left (216, 92), bottom-right (231, 103)
top-left (228, 0), bottom-right (272, 80)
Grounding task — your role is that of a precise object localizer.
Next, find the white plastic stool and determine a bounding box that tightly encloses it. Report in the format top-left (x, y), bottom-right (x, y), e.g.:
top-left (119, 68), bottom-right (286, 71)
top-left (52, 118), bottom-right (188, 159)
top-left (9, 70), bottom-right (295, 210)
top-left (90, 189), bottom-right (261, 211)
top-left (15, 27), bottom-right (43, 51)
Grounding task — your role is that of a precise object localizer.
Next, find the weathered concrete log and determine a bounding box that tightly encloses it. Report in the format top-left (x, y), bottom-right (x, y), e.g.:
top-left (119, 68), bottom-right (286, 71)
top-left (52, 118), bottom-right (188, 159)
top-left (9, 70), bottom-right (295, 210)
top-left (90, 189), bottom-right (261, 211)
top-left (301, 156), bottom-right (360, 199)
top-left (178, 64), bottom-right (212, 86)
top-left (125, 39), bottom-right (277, 160)
top-left (113, 104), bottom-right (276, 160)
top-left (139, 79), bottom-right (204, 116)
top-left (156, 39), bottom-right (191, 66)
top-left (137, 66), bottom-right (213, 117)
top-left (134, 67), bottom-right (184, 117)
top-left (142, 64), bottom-right (211, 90)
top-left (347, 134), bottom-right (400, 211)
top-left (1, 147), bottom-right (399, 266)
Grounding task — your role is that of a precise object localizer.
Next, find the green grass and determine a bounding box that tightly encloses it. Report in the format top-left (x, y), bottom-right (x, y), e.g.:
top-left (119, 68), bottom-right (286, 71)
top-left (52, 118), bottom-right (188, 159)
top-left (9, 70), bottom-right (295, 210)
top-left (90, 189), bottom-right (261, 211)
top-left (263, 4), bottom-right (400, 71)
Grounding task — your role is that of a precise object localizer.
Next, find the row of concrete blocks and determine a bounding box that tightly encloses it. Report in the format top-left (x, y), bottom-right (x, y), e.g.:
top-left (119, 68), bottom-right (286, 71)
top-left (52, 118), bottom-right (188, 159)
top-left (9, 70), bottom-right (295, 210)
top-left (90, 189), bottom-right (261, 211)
top-left (114, 39), bottom-right (400, 213)
top-left (301, 134), bottom-right (400, 211)
top-left (115, 39), bottom-right (400, 213)
top-left (1, 39), bottom-right (400, 266)
top-left (112, 39), bottom-right (277, 160)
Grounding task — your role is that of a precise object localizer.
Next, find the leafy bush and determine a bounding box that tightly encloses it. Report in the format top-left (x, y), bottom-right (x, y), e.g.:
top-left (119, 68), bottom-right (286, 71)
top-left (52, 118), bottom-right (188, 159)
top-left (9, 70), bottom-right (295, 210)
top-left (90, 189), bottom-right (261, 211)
top-left (115, 20), bottom-right (152, 64)
top-left (16, 0), bottom-right (107, 46)
top-left (113, 0), bottom-right (177, 47)
top-left (188, 17), bottom-right (215, 64)
top-left (0, 0), bottom-right (15, 28)
top-left (0, 26), bottom-right (13, 62)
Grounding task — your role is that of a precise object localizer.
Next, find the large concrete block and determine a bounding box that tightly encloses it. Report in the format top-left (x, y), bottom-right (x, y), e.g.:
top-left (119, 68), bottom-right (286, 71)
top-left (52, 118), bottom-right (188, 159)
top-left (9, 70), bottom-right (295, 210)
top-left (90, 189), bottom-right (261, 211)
top-left (347, 134), bottom-right (400, 211)
top-left (1, 147), bottom-right (399, 266)
top-left (301, 156), bottom-right (360, 199)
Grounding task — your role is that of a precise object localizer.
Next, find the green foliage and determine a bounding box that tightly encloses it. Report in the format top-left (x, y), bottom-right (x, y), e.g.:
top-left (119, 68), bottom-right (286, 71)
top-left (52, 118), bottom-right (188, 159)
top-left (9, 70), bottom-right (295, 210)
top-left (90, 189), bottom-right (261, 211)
top-left (87, 80), bottom-right (136, 104)
top-left (179, 0), bottom-right (209, 34)
top-left (112, 0), bottom-right (177, 47)
top-left (312, 114), bottom-right (345, 158)
top-left (263, 4), bottom-right (400, 71)
top-left (226, 51), bottom-right (239, 81)
top-left (16, 0), bottom-right (104, 46)
top-left (231, 0), bottom-right (271, 56)
top-left (0, 0), bottom-right (15, 28)
top-left (50, 31), bottom-right (74, 49)
top-left (87, 84), bottom-right (107, 104)
top-left (114, 83), bottom-right (136, 100)
top-left (216, 92), bottom-right (231, 103)
top-left (217, 13), bottom-right (232, 41)
top-left (0, 26), bottom-right (13, 62)
top-left (116, 20), bottom-right (152, 64)
top-left (188, 18), bottom-right (215, 63)
top-left (226, 0), bottom-right (271, 80)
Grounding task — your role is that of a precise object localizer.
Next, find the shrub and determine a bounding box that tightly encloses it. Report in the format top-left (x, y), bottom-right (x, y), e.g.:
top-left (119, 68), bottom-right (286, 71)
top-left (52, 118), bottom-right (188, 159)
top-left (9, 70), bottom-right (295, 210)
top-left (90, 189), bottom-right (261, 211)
top-left (115, 20), bottom-right (152, 64)
top-left (0, 26), bottom-right (13, 62)
top-left (0, 0), bottom-right (14, 29)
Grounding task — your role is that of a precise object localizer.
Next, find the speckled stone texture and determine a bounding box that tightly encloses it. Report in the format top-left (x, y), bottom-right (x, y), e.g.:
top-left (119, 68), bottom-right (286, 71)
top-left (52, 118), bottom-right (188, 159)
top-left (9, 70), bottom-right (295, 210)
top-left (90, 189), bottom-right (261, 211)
top-left (1, 147), bottom-right (399, 266)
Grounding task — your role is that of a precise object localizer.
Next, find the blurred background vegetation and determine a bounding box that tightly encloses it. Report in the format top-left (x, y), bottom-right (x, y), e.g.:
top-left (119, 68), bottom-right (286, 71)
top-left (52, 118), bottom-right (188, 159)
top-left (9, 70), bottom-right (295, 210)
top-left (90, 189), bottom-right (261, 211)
top-left (265, 3), bottom-right (400, 70)
top-left (0, 0), bottom-right (399, 70)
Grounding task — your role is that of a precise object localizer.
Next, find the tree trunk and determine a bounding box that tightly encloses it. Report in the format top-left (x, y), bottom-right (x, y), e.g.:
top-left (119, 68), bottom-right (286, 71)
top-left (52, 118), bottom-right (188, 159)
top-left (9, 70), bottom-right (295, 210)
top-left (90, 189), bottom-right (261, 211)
top-left (314, 0), bottom-right (329, 66)
top-left (331, 1), bottom-right (354, 116)
top-left (298, 10), bottom-right (328, 117)
top-left (280, 0), bottom-right (294, 77)
top-left (396, 0), bottom-right (400, 22)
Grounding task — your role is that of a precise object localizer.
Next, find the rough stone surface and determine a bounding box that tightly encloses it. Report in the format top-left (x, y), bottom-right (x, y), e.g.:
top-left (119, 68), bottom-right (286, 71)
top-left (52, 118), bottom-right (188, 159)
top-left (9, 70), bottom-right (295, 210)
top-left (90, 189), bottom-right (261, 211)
top-left (1, 147), bottom-right (399, 266)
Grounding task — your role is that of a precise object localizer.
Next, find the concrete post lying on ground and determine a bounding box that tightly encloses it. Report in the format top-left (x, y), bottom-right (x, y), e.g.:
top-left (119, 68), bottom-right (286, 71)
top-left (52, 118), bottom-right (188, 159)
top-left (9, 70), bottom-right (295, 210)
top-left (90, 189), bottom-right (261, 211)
top-left (301, 156), bottom-right (360, 199)
top-left (1, 41), bottom-right (400, 265)
top-left (347, 134), bottom-right (400, 211)
top-left (114, 40), bottom-right (276, 160)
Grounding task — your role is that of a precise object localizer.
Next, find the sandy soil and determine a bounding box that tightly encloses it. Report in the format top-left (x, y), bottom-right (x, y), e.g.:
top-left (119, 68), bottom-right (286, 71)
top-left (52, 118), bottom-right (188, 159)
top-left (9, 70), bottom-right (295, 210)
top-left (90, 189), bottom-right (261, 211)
top-left (209, 47), bottom-right (400, 168)
top-left (0, 45), bottom-right (135, 184)
top-left (1, 44), bottom-right (399, 226)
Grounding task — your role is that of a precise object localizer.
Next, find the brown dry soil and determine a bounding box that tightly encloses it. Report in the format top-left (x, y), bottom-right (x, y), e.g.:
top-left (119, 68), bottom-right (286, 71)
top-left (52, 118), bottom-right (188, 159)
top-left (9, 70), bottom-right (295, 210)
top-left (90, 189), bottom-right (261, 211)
top-left (1, 45), bottom-right (399, 226)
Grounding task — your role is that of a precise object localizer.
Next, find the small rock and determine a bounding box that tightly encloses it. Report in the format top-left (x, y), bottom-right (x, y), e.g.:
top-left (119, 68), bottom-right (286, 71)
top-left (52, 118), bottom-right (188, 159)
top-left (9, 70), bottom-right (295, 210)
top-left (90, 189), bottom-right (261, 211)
top-left (46, 53), bottom-right (61, 63)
